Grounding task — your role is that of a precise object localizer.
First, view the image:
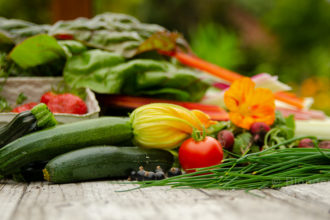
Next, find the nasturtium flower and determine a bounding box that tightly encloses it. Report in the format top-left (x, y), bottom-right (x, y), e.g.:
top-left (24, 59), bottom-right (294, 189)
top-left (130, 103), bottom-right (215, 149)
top-left (224, 77), bottom-right (275, 129)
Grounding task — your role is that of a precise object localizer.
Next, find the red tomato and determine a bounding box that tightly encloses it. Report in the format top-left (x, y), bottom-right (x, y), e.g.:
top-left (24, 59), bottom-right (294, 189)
top-left (178, 136), bottom-right (223, 173)
top-left (11, 102), bottom-right (39, 113)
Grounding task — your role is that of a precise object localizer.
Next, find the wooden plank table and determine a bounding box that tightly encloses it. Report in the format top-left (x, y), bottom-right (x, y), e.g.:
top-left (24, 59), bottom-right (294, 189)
top-left (0, 180), bottom-right (329, 220)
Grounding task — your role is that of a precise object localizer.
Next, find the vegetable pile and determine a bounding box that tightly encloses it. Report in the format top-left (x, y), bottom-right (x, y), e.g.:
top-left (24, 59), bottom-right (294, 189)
top-left (0, 13), bottom-right (329, 190)
top-left (0, 13), bottom-right (210, 107)
top-left (0, 101), bottom-right (328, 189)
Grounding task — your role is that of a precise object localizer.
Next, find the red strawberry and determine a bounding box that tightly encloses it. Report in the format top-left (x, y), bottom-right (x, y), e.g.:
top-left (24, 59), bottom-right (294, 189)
top-left (47, 93), bottom-right (87, 114)
top-left (11, 102), bottom-right (39, 113)
top-left (40, 91), bottom-right (57, 105)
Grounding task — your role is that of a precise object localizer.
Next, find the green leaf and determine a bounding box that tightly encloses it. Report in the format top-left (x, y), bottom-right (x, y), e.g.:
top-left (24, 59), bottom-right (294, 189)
top-left (9, 34), bottom-right (65, 68)
top-left (273, 110), bottom-right (287, 127)
top-left (16, 92), bottom-right (27, 105)
top-left (0, 96), bottom-right (11, 112)
top-left (232, 132), bottom-right (252, 155)
top-left (136, 31), bottom-right (190, 54)
top-left (49, 13), bottom-right (166, 58)
top-left (265, 113), bottom-right (296, 148)
top-left (206, 121), bottom-right (229, 137)
top-left (0, 31), bottom-right (14, 52)
top-left (285, 114), bottom-right (295, 130)
top-left (58, 40), bottom-right (87, 58)
top-left (63, 49), bottom-right (125, 93)
top-left (285, 114), bottom-right (295, 139)
top-left (250, 145), bottom-right (260, 153)
top-left (63, 50), bottom-right (210, 102)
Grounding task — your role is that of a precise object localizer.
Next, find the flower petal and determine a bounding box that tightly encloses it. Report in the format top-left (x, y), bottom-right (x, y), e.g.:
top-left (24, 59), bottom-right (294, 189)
top-left (224, 77), bottom-right (275, 129)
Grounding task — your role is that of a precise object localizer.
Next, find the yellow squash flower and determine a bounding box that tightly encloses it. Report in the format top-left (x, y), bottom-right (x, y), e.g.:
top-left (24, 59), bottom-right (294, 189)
top-left (130, 103), bottom-right (215, 149)
top-left (224, 77), bottom-right (275, 129)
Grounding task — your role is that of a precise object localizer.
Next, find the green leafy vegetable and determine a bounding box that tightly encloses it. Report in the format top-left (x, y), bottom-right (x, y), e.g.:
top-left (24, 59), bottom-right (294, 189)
top-left (0, 13), bottom-right (210, 102)
top-left (63, 50), bottom-right (210, 102)
top-left (285, 114), bottom-right (295, 138)
top-left (9, 34), bottom-right (65, 68)
top-left (206, 121), bottom-right (229, 138)
top-left (0, 51), bottom-right (61, 78)
top-left (58, 40), bottom-right (87, 58)
top-left (0, 31), bottom-right (14, 52)
top-left (0, 17), bottom-right (49, 44)
top-left (232, 132), bottom-right (253, 155)
top-left (49, 13), bottom-right (165, 58)
top-left (136, 31), bottom-right (191, 55)
top-left (264, 111), bottom-right (296, 149)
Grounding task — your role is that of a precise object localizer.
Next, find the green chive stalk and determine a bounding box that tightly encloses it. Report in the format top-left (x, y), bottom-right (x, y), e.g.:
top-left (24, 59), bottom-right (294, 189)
top-left (136, 136), bottom-right (330, 190)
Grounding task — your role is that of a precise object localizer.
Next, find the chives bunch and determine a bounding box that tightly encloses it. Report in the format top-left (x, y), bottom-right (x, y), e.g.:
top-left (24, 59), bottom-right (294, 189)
top-left (137, 137), bottom-right (330, 190)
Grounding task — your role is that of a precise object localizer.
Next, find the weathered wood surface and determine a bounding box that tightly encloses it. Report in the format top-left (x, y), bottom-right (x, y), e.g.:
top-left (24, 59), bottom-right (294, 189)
top-left (0, 180), bottom-right (329, 220)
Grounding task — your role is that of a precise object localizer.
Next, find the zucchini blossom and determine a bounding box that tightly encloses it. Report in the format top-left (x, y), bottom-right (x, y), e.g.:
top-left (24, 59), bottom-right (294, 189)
top-left (130, 103), bottom-right (215, 149)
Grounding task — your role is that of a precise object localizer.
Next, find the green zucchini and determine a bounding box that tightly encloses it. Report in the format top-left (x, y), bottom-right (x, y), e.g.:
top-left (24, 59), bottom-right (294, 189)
top-left (0, 103), bottom-right (57, 148)
top-left (0, 117), bottom-right (132, 175)
top-left (43, 146), bottom-right (174, 183)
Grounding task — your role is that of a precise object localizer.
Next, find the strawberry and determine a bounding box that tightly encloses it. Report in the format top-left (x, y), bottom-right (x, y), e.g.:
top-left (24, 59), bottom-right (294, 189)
top-left (11, 102), bottom-right (39, 113)
top-left (40, 91), bottom-right (57, 105)
top-left (46, 93), bottom-right (87, 114)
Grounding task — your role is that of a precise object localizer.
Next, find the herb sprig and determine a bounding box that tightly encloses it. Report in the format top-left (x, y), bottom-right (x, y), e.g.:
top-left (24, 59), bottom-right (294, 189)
top-left (136, 136), bottom-right (330, 190)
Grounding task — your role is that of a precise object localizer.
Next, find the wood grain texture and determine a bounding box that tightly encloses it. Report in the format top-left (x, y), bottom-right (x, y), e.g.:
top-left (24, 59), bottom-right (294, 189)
top-left (0, 180), bottom-right (329, 220)
top-left (0, 180), bottom-right (27, 220)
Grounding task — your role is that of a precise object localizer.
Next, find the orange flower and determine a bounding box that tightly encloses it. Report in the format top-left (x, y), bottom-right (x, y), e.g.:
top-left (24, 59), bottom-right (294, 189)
top-left (224, 77), bottom-right (275, 129)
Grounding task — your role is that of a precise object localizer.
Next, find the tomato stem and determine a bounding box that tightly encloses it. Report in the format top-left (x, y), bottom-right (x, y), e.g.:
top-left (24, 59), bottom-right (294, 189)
top-left (191, 126), bottom-right (206, 142)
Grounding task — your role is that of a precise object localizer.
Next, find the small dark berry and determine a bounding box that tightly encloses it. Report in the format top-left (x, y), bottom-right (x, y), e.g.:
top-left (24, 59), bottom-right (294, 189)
top-left (155, 165), bottom-right (163, 173)
top-left (155, 170), bottom-right (165, 180)
top-left (144, 171), bottom-right (156, 180)
top-left (136, 166), bottom-right (145, 181)
top-left (168, 167), bottom-right (182, 177)
top-left (128, 171), bottom-right (137, 181)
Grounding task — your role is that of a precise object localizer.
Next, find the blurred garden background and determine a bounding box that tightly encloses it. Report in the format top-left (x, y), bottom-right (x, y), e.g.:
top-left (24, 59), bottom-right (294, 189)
top-left (0, 0), bottom-right (329, 113)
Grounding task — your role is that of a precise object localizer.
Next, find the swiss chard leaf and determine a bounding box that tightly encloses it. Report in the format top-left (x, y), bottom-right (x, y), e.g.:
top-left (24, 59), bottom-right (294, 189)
top-left (136, 31), bottom-right (181, 53)
top-left (136, 31), bottom-right (192, 56)
top-left (9, 34), bottom-right (65, 69)
top-left (63, 50), bottom-right (210, 102)
top-left (58, 40), bottom-right (87, 58)
top-left (49, 13), bottom-right (166, 58)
